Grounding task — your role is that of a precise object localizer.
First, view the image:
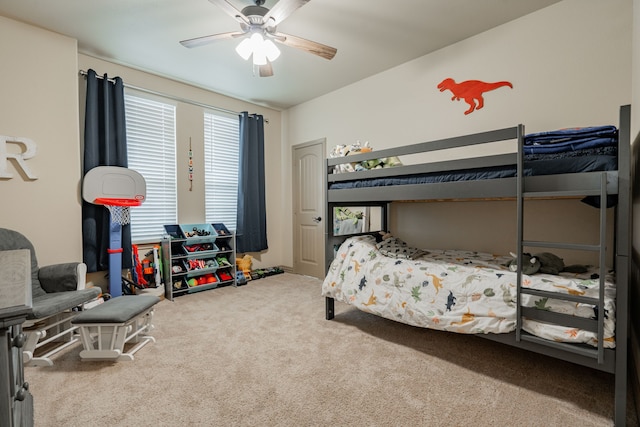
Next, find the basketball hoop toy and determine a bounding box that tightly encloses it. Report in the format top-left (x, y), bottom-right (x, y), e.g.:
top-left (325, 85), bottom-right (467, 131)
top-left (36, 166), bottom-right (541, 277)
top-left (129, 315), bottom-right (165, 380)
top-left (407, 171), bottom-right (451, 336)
top-left (83, 167), bottom-right (146, 298)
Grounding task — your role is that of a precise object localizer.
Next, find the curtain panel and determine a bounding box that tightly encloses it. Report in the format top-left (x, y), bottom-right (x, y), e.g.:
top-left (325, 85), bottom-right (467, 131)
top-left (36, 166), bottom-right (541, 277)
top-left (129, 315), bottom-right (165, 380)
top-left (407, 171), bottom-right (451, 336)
top-left (82, 69), bottom-right (133, 272)
top-left (236, 112), bottom-right (268, 253)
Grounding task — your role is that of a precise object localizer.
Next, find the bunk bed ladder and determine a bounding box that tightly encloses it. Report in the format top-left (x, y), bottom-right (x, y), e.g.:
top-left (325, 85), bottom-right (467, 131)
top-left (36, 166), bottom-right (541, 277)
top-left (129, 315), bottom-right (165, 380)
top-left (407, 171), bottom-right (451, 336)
top-left (515, 129), bottom-right (608, 365)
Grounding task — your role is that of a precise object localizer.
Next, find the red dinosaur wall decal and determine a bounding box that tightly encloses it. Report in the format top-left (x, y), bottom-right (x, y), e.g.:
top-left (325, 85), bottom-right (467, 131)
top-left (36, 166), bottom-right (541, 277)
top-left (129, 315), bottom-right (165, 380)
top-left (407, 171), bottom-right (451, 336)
top-left (437, 78), bottom-right (513, 115)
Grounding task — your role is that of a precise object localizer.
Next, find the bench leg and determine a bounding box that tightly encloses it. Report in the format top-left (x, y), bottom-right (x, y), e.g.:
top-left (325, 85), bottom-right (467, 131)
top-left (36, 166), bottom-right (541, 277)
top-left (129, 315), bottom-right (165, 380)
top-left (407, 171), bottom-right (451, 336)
top-left (76, 308), bottom-right (156, 361)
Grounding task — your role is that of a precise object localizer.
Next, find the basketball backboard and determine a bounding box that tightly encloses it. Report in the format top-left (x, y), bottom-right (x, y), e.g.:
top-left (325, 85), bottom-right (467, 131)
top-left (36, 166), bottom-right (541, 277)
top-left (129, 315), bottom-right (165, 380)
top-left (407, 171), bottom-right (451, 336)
top-left (82, 166), bottom-right (146, 205)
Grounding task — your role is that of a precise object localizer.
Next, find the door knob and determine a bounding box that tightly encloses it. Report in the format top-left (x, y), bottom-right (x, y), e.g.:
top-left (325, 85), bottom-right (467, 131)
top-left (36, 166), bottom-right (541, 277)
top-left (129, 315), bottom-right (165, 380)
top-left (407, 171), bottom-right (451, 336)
top-left (313, 216), bottom-right (322, 223)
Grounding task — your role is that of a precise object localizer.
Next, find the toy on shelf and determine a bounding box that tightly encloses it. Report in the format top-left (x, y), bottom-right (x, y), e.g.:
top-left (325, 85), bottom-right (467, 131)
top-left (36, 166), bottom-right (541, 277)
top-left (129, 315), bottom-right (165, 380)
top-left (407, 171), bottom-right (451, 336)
top-left (218, 271), bottom-right (233, 281)
top-left (184, 243), bottom-right (215, 252)
top-left (216, 255), bottom-right (232, 267)
top-left (185, 227), bottom-right (211, 237)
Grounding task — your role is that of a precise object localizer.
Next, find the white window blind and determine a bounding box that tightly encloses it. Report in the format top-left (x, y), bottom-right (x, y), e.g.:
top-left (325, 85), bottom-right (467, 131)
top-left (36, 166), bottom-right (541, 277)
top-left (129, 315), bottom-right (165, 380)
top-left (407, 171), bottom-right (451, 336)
top-left (204, 112), bottom-right (239, 231)
top-left (125, 93), bottom-right (177, 243)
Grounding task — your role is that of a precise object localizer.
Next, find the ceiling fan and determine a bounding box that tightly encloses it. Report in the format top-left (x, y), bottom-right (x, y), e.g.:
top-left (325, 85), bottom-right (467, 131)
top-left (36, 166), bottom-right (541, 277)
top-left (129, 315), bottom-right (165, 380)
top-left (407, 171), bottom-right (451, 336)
top-left (180, 0), bottom-right (337, 77)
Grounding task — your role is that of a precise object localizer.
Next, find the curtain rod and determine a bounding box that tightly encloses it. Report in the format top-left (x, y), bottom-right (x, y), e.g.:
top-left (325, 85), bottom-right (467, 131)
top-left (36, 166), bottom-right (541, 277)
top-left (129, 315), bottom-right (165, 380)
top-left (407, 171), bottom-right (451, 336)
top-left (79, 69), bottom-right (240, 117)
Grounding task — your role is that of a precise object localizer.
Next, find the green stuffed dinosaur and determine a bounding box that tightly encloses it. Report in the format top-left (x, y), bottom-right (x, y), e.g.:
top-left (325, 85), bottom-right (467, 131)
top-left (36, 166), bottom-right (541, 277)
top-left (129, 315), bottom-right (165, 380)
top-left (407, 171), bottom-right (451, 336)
top-left (506, 252), bottom-right (588, 275)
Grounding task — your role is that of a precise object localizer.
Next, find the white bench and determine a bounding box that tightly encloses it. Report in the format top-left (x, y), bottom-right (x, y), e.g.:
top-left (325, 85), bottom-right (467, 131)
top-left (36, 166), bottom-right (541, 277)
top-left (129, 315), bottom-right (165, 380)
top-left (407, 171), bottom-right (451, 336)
top-left (71, 295), bottom-right (160, 361)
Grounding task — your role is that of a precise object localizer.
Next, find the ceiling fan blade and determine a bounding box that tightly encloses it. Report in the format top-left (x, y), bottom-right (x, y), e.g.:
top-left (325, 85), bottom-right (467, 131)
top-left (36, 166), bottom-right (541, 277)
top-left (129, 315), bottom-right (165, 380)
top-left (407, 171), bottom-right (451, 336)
top-left (254, 60), bottom-right (274, 77)
top-left (180, 32), bottom-right (244, 48)
top-left (273, 32), bottom-right (337, 60)
top-left (208, 0), bottom-right (250, 25)
top-left (263, 0), bottom-right (310, 26)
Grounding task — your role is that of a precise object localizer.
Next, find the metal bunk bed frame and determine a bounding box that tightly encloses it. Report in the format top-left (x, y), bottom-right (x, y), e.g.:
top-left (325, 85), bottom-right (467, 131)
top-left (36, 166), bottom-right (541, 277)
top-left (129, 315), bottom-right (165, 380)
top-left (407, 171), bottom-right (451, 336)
top-left (324, 105), bottom-right (631, 426)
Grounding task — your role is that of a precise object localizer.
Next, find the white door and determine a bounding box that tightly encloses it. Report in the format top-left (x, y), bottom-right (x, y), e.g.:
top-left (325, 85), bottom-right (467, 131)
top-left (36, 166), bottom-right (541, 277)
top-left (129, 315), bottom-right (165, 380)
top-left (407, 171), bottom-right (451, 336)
top-left (292, 139), bottom-right (325, 279)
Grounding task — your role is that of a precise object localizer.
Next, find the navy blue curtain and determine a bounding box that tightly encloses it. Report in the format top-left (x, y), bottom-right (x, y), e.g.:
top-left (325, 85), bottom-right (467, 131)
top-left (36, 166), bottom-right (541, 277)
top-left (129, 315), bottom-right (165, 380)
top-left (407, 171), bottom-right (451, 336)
top-left (236, 112), bottom-right (268, 253)
top-left (82, 69), bottom-right (132, 272)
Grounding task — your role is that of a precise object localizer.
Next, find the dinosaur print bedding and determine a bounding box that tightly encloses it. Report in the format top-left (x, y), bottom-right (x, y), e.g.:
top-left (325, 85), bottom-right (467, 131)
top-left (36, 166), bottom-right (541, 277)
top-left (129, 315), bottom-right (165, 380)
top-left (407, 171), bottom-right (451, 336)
top-left (322, 235), bottom-right (616, 348)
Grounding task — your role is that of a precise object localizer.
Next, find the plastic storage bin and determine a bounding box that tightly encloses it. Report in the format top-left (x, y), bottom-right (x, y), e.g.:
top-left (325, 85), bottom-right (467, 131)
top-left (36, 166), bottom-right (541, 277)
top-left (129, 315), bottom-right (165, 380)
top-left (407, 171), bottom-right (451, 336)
top-left (164, 224), bottom-right (184, 239)
top-left (171, 259), bottom-right (188, 276)
top-left (183, 241), bottom-right (219, 257)
top-left (180, 223), bottom-right (215, 239)
top-left (212, 223), bottom-right (231, 236)
top-left (172, 277), bottom-right (189, 292)
top-left (185, 257), bottom-right (218, 273)
top-left (187, 273), bottom-right (220, 292)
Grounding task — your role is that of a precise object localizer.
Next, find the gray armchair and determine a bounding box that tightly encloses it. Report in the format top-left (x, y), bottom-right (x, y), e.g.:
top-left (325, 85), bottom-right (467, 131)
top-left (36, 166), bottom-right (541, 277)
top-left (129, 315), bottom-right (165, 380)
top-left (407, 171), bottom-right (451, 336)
top-left (0, 228), bottom-right (101, 366)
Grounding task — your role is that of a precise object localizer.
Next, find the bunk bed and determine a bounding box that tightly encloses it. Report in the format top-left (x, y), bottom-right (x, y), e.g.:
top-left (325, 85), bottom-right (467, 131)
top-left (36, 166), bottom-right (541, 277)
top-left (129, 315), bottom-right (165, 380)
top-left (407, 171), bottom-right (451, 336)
top-left (322, 105), bottom-right (632, 426)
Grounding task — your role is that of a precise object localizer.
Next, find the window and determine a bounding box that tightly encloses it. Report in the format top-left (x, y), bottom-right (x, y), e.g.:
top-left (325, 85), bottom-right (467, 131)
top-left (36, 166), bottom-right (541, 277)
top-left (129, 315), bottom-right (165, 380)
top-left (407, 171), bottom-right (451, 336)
top-left (125, 93), bottom-right (177, 243)
top-left (204, 112), bottom-right (239, 231)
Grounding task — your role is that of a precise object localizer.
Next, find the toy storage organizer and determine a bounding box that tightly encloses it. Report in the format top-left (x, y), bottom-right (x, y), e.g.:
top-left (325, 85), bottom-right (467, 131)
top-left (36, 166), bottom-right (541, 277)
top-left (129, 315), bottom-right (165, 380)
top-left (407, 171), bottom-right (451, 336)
top-left (161, 223), bottom-right (236, 300)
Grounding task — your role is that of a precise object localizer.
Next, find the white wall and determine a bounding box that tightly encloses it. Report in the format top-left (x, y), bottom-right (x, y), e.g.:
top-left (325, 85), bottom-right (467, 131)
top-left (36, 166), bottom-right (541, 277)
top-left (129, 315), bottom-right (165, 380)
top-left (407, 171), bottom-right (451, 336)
top-left (289, 0), bottom-right (630, 145)
top-left (0, 16), bottom-right (82, 266)
top-left (285, 0), bottom-right (632, 265)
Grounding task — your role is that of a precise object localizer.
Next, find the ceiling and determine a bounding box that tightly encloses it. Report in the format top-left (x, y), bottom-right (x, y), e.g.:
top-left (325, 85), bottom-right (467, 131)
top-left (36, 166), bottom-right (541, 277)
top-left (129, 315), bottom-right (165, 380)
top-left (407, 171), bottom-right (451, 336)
top-left (0, 0), bottom-right (562, 110)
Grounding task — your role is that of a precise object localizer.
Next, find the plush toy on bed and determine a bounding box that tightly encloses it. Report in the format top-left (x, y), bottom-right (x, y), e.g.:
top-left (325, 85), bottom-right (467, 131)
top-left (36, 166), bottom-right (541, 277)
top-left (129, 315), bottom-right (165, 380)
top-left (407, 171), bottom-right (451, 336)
top-left (329, 141), bottom-right (371, 173)
top-left (329, 141), bottom-right (403, 174)
top-left (376, 231), bottom-right (427, 260)
top-left (506, 252), bottom-right (588, 275)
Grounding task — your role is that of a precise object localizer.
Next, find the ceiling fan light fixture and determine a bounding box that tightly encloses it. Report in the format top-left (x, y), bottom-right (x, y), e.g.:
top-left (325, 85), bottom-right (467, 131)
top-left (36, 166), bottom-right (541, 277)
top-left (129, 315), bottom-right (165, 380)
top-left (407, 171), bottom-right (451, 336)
top-left (237, 31), bottom-right (280, 66)
top-left (235, 38), bottom-right (253, 60)
top-left (263, 39), bottom-right (280, 62)
top-left (249, 32), bottom-right (264, 47)
top-left (183, 0), bottom-right (336, 76)
top-left (252, 49), bottom-right (267, 66)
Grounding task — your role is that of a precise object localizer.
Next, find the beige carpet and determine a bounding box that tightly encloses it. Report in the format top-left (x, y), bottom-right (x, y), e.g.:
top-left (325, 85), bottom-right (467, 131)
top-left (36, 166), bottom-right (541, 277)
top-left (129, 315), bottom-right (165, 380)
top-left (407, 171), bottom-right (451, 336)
top-left (26, 273), bottom-right (637, 426)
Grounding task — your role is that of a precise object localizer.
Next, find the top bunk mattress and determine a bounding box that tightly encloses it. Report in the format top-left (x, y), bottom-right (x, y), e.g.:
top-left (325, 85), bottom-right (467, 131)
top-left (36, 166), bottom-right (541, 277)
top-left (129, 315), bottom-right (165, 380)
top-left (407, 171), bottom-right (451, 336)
top-left (329, 150), bottom-right (617, 190)
top-left (328, 126), bottom-right (619, 191)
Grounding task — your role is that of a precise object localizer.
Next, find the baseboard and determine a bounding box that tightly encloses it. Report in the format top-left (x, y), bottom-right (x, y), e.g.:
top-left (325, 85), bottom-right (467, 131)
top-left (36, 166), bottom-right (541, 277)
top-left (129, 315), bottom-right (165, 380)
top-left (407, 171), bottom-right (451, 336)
top-left (280, 265), bottom-right (294, 274)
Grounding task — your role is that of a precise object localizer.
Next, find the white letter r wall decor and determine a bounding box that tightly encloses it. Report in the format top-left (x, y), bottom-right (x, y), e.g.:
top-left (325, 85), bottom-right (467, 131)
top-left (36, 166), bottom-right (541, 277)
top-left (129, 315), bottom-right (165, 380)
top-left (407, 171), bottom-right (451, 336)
top-left (0, 135), bottom-right (38, 180)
